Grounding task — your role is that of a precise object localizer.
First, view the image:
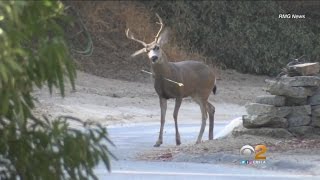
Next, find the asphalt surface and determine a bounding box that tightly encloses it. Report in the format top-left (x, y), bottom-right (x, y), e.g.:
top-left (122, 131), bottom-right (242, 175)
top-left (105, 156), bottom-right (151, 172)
top-left (94, 122), bottom-right (320, 180)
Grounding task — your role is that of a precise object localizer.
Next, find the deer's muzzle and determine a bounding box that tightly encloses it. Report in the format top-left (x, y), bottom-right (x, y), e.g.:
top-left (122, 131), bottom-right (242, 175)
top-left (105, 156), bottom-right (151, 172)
top-left (151, 56), bottom-right (158, 62)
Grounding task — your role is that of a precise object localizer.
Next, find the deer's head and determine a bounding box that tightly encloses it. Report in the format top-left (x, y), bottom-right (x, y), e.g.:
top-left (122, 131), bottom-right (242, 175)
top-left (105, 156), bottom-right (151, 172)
top-left (126, 14), bottom-right (168, 64)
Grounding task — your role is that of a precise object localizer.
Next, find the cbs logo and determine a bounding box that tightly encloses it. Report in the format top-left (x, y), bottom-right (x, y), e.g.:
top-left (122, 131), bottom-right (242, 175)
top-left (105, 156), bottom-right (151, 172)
top-left (240, 144), bottom-right (267, 160)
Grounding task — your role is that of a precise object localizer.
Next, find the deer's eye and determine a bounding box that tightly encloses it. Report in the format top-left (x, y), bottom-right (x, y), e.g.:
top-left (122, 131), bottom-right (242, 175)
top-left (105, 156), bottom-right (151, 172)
top-left (153, 46), bottom-right (159, 51)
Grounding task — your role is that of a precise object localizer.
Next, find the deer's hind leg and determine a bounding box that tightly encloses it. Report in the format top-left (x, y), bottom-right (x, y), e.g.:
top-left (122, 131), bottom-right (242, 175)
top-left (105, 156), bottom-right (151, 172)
top-left (195, 98), bottom-right (208, 144)
top-left (207, 102), bottom-right (215, 140)
top-left (173, 98), bottom-right (182, 145)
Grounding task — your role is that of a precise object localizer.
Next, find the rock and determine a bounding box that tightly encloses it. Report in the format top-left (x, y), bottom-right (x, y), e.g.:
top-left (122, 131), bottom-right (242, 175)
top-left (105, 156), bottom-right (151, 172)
top-left (290, 62), bottom-right (320, 76)
top-left (285, 97), bottom-right (308, 106)
top-left (308, 87), bottom-right (320, 106)
top-left (245, 103), bottom-right (292, 117)
top-left (311, 116), bottom-right (320, 128)
top-left (242, 115), bottom-right (288, 128)
top-left (232, 126), bottom-right (293, 138)
top-left (311, 105), bottom-right (320, 117)
top-left (313, 127), bottom-right (320, 136)
top-left (311, 87), bottom-right (320, 94)
top-left (278, 76), bottom-right (320, 87)
top-left (287, 115), bottom-right (311, 127)
top-left (255, 95), bottom-right (285, 106)
top-left (266, 80), bottom-right (315, 98)
top-left (308, 94), bottom-right (320, 106)
top-left (288, 126), bottom-right (320, 138)
top-left (290, 105), bottom-right (311, 116)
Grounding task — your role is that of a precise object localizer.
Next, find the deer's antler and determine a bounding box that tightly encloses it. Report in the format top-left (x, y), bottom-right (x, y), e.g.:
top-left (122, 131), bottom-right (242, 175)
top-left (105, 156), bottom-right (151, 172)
top-left (125, 29), bottom-right (147, 47)
top-left (154, 13), bottom-right (164, 42)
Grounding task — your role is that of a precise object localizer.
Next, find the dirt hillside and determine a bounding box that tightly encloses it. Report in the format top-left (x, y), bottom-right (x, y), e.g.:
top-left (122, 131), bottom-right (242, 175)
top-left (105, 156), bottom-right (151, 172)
top-left (64, 1), bottom-right (217, 82)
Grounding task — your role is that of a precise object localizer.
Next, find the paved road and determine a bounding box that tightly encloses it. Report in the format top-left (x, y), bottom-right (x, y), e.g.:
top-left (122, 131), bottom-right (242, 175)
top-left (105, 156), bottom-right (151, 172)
top-left (94, 122), bottom-right (319, 180)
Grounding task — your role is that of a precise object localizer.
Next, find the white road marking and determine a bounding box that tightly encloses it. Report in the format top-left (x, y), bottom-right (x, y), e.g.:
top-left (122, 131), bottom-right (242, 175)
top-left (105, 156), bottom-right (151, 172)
top-left (107, 170), bottom-right (314, 178)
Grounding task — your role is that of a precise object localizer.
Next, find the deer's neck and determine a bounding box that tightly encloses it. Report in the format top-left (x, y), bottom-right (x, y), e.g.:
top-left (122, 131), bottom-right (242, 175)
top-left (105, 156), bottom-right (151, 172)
top-left (151, 55), bottom-right (172, 78)
top-left (152, 62), bottom-right (170, 75)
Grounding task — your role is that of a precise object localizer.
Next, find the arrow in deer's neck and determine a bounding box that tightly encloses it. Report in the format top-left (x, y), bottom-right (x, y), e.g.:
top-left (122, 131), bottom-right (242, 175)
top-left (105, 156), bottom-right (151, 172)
top-left (141, 70), bottom-right (184, 87)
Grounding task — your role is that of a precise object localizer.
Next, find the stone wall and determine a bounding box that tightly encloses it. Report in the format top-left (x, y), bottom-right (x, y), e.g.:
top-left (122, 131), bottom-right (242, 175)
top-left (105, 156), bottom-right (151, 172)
top-left (233, 76), bottom-right (320, 138)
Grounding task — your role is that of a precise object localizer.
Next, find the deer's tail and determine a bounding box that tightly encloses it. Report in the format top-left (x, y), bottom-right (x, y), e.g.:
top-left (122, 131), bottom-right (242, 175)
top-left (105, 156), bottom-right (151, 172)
top-left (212, 85), bottom-right (217, 95)
top-left (212, 77), bottom-right (217, 95)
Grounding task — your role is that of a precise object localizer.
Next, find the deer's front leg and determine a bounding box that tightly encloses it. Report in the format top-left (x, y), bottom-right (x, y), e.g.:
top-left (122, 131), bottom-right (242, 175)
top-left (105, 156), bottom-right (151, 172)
top-left (154, 97), bottom-right (167, 147)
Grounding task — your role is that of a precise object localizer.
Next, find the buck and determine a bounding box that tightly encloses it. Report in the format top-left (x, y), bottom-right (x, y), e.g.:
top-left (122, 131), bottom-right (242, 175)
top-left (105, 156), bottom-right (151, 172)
top-left (126, 14), bottom-right (216, 147)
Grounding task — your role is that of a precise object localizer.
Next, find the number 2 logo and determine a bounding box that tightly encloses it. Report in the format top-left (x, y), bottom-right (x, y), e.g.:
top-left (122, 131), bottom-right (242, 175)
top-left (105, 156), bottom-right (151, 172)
top-left (255, 145), bottom-right (267, 160)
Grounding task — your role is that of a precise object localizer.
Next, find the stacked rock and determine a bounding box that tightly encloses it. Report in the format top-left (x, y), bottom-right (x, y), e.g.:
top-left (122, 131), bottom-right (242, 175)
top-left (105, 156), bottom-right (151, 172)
top-left (309, 88), bottom-right (320, 127)
top-left (233, 63), bottom-right (320, 138)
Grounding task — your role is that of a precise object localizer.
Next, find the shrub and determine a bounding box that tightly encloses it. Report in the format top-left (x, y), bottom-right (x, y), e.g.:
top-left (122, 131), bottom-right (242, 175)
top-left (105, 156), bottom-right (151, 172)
top-left (0, 1), bottom-right (113, 179)
top-left (145, 1), bottom-right (320, 76)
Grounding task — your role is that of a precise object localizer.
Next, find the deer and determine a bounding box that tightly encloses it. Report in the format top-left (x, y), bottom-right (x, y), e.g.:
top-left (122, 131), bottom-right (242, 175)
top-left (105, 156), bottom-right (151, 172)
top-left (125, 14), bottom-right (217, 147)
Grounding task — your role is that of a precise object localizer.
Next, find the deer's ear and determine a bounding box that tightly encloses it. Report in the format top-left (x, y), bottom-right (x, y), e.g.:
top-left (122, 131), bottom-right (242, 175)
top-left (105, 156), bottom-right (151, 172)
top-left (157, 28), bottom-right (169, 46)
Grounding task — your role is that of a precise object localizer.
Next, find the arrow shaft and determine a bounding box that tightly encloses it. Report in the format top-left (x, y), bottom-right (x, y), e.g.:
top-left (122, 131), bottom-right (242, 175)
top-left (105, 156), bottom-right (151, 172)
top-left (141, 70), bottom-right (184, 87)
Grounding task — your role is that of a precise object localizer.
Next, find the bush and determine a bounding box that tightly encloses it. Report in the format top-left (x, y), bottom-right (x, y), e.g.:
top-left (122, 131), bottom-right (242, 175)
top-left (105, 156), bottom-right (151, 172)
top-left (0, 1), bottom-right (113, 179)
top-left (145, 1), bottom-right (320, 76)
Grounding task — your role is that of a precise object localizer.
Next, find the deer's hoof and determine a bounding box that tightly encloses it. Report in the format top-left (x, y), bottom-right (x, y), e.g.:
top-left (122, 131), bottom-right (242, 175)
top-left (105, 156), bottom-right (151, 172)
top-left (154, 141), bottom-right (162, 147)
top-left (176, 140), bottom-right (181, 146)
top-left (195, 140), bottom-right (202, 144)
